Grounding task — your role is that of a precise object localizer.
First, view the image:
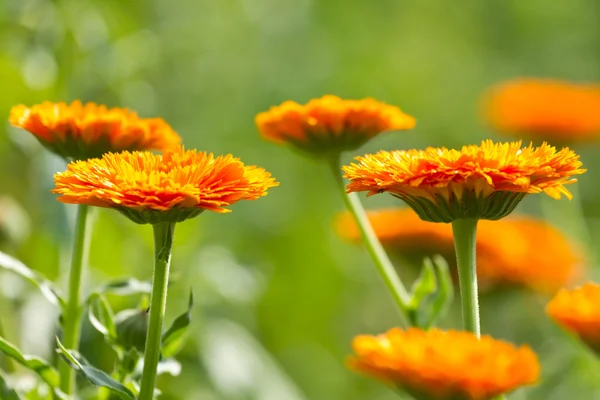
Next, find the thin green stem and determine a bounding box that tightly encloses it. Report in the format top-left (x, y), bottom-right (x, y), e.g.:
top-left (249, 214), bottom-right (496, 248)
top-left (0, 318), bottom-right (14, 373)
top-left (328, 156), bottom-right (410, 325)
top-left (138, 222), bottom-right (176, 400)
top-left (451, 218), bottom-right (480, 337)
top-left (59, 204), bottom-right (92, 394)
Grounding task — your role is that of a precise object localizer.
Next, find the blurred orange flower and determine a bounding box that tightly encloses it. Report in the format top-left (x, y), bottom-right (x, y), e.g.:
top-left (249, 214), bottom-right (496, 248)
top-left (10, 101), bottom-right (181, 160)
top-left (483, 78), bottom-right (600, 142)
top-left (349, 328), bottom-right (539, 400)
top-left (547, 283), bottom-right (600, 352)
top-left (53, 147), bottom-right (278, 224)
top-left (343, 140), bottom-right (584, 222)
top-left (335, 208), bottom-right (582, 292)
top-left (255, 95), bottom-right (415, 155)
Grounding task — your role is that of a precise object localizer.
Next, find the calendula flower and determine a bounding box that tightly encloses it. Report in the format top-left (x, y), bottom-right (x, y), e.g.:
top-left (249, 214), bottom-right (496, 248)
top-left (9, 101), bottom-right (181, 160)
top-left (343, 140), bottom-right (584, 222)
top-left (53, 147), bottom-right (279, 224)
top-left (483, 78), bottom-right (600, 142)
top-left (335, 209), bottom-right (582, 292)
top-left (255, 95), bottom-right (415, 155)
top-left (546, 283), bottom-right (600, 352)
top-left (349, 328), bottom-right (539, 400)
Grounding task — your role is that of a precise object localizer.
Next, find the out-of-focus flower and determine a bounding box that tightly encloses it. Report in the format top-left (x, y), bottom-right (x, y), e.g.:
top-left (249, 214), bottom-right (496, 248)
top-left (334, 209), bottom-right (582, 292)
top-left (343, 140), bottom-right (584, 222)
top-left (9, 101), bottom-right (181, 160)
top-left (348, 327), bottom-right (539, 400)
top-left (53, 147), bottom-right (279, 224)
top-left (483, 78), bottom-right (600, 143)
top-left (546, 283), bottom-right (600, 352)
top-left (255, 95), bottom-right (415, 155)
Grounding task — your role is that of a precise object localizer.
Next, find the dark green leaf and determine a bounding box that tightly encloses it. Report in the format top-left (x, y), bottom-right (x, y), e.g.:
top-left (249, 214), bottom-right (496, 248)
top-left (0, 370), bottom-right (21, 400)
top-left (161, 290), bottom-right (193, 358)
top-left (88, 294), bottom-right (117, 340)
top-left (0, 251), bottom-right (64, 309)
top-left (55, 337), bottom-right (135, 400)
top-left (0, 336), bottom-right (60, 390)
top-left (423, 255), bottom-right (454, 329)
top-left (120, 348), bottom-right (140, 377)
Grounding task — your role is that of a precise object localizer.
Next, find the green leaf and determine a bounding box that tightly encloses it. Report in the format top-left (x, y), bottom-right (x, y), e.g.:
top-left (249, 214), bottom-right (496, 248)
top-left (408, 259), bottom-right (437, 310)
top-left (157, 358), bottom-right (181, 377)
top-left (0, 251), bottom-right (64, 309)
top-left (0, 336), bottom-right (60, 390)
top-left (0, 370), bottom-right (21, 400)
top-left (161, 290), bottom-right (193, 358)
top-left (55, 337), bottom-right (135, 400)
top-left (95, 278), bottom-right (152, 297)
top-left (423, 255), bottom-right (454, 329)
top-left (119, 347), bottom-right (140, 377)
top-left (88, 294), bottom-right (117, 341)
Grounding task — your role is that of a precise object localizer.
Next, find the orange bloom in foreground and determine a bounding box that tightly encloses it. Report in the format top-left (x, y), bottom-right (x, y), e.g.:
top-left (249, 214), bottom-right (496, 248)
top-left (255, 95), bottom-right (415, 155)
top-left (547, 283), bottom-right (600, 352)
top-left (344, 140), bottom-right (585, 222)
top-left (349, 328), bottom-right (539, 400)
top-left (53, 147), bottom-right (279, 224)
top-left (10, 101), bottom-right (181, 160)
top-left (335, 209), bottom-right (582, 292)
top-left (484, 78), bottom-right (600, 142)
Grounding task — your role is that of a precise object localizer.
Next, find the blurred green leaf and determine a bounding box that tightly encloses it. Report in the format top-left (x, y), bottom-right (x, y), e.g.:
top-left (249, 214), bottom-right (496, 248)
top-left (423, 255), bottom-right (454, 329)
top-left (407, 260), bottom-right (437, 326)
top-left (161, 290), bottom-right (193, 358)
top-left (94, 278), bottom-right (152, 297)
top-left (120, 347), bottom-right (140, 378)
top-left (88, 294), bottom-right (117, 341)
top-left (157, 358), bottom-right (181, 377)
top-left (0, 336), bottom-right (59, 389)
top-left (0, 370), bottom-right (21, 400)
top-left (55, 337), bottom-right (135, 400)
top-left (0, 251), bottom-right (64, 309)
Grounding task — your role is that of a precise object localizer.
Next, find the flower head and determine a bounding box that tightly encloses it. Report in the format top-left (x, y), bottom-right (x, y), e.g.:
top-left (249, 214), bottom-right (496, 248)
top-left (349, 328), bottom-right (539, 400)
top-left (53, 147), bottom-right (278, 224)
top-left (335, 209), bottom-right (582, 292)
top-left (10, 101), bottom-right (181, 160)
top-left (483, 78), bottom-right (600, 143)
top-left (547, 283), bottom-right (600, 352)
top-left (343, 140), bottom-right (585, 222)
top-left (255, 95), bottom-right (415, 155)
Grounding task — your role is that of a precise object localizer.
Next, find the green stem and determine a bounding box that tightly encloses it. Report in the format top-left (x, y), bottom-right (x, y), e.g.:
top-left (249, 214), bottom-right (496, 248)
top-left (138, 222), bottom-right (176, 400)
top-left (451, 218), bottom-right (480, 337)
top-left (59, 204), bottom-right (92, 394)
top-left (328, 156), bottom-right (410, 325)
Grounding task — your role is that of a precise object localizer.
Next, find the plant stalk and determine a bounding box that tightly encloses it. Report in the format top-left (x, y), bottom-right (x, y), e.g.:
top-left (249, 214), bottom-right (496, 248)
top-left (451, 218), bottom-right (480, 337)
top-left (328, 156), bottom-right (410, 325)
top-left (138, 222), bottom-right (176, 400)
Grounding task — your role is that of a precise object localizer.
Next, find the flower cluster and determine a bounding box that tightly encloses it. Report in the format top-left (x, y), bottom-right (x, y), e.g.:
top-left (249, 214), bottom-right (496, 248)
top-left (349, 328), bottom-right (539, 400)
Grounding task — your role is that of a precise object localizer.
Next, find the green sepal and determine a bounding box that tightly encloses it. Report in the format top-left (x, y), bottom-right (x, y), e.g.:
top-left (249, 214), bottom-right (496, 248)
top-left (114, 309), bottom-right (149, 353)
top-left (0, 336), bottom-right (65, 399)
top-left (0, 370), bottom-right (21, 400)
top-left (115, 207), bottom-right (204, 225)
top-left (55, 337), bottom-right (135, 400)
top-left (394, 190), bottom-right (526, 223)
top-left (161, 290), bottom-right (193, 358)
top-left (0, 251), bottom-right (65, 309)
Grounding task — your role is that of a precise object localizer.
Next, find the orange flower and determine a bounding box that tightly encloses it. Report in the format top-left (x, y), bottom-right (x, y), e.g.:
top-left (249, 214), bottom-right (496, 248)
top-left (483, 78), bottom-right (600, 142)
top-left (255, 95), bottom-right (415, 155)
top-left (343, 140), bottom-right (584, 222)
top-left (335, 209), bottom-right (582, 292)
top-left (53, 147), bottom-right (279, 224)
top-left (546, 283), bottom-right (600, 352)
top-left (9, 101), bottom-right (181, 160)
top-left (349, 328), bottom-right (539, 400)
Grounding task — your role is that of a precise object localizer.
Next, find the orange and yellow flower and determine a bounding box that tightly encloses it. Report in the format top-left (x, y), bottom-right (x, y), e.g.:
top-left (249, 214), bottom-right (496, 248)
top-left (53, 147), bottom-right (278, 224)
top-left (343, 140), bottom-right (585, 222)
top-left (349, 328), bottom-right (539, 400)
top-left (546, 283), bottom-right (600, 352)
top-left (255, 95), bottom-right (415, 155)
top-left (9, 101), bottom-right (181, 160)
top-left (483, 78), bottom-right (600, 143)
top-left (335, 208), bottom-right (582, 292)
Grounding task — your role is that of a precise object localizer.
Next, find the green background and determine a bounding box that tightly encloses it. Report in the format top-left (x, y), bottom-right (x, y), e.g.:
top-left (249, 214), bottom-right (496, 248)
top-left (1, 0), bottom-right (600, 399)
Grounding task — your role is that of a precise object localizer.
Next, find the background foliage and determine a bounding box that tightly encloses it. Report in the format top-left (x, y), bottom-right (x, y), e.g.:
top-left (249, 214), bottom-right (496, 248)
top-left (1, 0), bottom-right (600, 399)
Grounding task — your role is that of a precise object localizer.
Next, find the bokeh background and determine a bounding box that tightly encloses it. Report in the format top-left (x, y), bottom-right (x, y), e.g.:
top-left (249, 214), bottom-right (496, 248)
top-left (1, 0), bottom-right (600, 399)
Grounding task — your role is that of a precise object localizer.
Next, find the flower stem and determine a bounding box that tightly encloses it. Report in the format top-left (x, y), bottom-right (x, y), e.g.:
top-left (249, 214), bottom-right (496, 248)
top-left (451, 218), bottom-right (480, 337)
top-left (328, 156), bottom-right (410, 325)
top-left (59, 204), bottom-right (92, 394)
top-left (138, 222), bottom-right (176, 400)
